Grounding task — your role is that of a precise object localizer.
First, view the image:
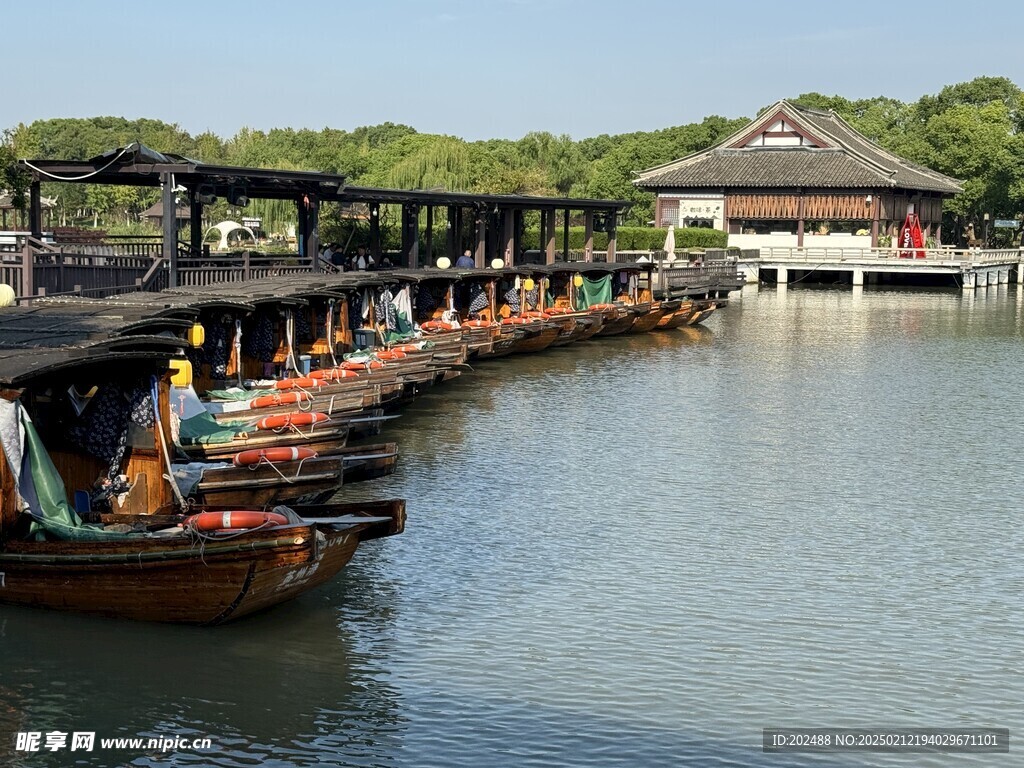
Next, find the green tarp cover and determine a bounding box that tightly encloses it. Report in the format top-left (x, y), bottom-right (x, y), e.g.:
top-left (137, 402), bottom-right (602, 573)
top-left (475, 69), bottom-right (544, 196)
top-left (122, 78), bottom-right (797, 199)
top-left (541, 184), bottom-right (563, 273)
top-left (205, 388), bottom-right (273, 401)
top-left (178, 412), bottom-right (249, 446)
top-left (576, 275), bottom-right (612, 310)
top-left (0, 401), bottom-right (135, 541)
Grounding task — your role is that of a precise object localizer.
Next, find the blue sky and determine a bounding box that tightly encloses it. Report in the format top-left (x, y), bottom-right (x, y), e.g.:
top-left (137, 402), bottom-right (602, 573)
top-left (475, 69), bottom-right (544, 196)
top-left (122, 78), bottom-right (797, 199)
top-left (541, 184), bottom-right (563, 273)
top-left (3, 0), bottom-right (1022, 141)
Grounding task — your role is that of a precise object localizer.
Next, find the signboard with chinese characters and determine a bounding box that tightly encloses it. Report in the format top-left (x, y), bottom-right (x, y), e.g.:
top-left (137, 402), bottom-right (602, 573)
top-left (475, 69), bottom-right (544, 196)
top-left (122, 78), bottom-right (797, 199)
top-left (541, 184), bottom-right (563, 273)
top-left (994, 219), bottom-right (1018, 228)
top-left (676, 197), bottom-right (724, 229)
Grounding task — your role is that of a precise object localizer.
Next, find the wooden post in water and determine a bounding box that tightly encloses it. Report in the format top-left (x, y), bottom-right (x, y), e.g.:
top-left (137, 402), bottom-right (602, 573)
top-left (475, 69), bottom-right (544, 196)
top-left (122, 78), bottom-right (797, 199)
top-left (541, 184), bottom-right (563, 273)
top-left (162, 172), bottom-right (178, 288)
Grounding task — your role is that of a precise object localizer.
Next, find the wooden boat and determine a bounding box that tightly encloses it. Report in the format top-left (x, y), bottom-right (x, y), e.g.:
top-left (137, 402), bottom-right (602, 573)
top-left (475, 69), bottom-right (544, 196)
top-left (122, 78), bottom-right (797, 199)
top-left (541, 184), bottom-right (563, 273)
top-left (0, 499), bottom-right (405, 625)
top-left (188, 456), bottom-right (346, 507)
top-left (326, 442), bottom-right (399, 483)
top-left (656, 299), bottom-right (696, 329)
top-left (688, 299), bottom-right (718, 325)
top-left (624, 301), bottom-right (670, 334)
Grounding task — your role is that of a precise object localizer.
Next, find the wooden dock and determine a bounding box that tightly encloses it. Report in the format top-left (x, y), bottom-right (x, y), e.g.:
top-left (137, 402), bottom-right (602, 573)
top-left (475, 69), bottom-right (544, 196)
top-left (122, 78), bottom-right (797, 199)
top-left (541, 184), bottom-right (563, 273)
top-left (738, 247), bottom-right (1023, 290)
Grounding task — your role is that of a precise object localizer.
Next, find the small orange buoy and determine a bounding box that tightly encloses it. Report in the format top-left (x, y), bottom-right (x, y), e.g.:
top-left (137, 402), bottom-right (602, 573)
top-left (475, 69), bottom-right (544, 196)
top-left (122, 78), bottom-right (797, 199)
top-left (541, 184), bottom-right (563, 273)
top-left (255, 412), bottom-right (330, 431)
top-left (184, 510), bottom-right (290, 531)
top-left (232, 446), bottom-right (318, 467)
top-left (249, 391), bottom-right (312, 409)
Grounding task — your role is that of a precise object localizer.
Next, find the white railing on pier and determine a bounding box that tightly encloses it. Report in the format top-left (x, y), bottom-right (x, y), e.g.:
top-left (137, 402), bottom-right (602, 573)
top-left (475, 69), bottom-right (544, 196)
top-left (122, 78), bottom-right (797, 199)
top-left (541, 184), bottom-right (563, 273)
top-left (757, 247), bottom-right (1022, 265)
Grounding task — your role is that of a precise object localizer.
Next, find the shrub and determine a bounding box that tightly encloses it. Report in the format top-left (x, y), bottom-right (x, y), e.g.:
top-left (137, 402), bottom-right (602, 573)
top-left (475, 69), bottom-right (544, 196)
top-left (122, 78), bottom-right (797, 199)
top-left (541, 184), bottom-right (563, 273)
top-left (520, 226), bottom-right (727, 251)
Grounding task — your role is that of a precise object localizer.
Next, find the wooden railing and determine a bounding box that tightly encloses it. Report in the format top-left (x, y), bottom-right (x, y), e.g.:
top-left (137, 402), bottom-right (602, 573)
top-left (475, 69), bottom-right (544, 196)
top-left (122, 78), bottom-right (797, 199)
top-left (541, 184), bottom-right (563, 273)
top-left (758, 246), bottom-right (1023, 264)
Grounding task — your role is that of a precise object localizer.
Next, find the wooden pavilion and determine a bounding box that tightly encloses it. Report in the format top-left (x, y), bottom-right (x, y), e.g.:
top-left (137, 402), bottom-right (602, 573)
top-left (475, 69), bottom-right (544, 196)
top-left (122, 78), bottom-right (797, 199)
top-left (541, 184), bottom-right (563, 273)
top-left (634, 100), bottom-right (962, 249)
top-left (19, 143), bottom-right (630, 286)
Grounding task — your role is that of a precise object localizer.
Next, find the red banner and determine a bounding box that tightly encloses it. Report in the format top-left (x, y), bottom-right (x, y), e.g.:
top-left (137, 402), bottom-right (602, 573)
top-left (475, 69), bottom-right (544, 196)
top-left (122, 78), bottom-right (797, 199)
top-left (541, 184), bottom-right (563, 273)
top-left (898, 213), bottom-right (925, 258)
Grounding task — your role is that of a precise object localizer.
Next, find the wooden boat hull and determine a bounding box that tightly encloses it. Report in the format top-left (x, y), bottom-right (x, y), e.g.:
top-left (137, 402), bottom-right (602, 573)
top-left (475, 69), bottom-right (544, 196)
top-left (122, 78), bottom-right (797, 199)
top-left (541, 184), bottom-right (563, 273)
top-left (177, 424), bottom-right (352, 462)
top-left (322, 442), bottom-right (399, 483)
top-left (656, 301), bottom-right (695, 329)
top-left (0, 500), bottom-right (406, 625)
top-left (625, 305), bottom-right (670, 334)
top-left (688, 302), bottom-right (717, 325)
top-left (192, 456), bottom-right (345, 507)
top-left (596, 310), bottom-right (637, 336)
top-left (510, 324), bottom-right (561, 354)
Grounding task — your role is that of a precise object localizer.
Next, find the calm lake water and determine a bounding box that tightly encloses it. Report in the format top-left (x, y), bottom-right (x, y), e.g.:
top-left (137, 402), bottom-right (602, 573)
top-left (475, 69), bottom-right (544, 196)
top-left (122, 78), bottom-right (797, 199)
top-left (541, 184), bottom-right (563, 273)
top-left (2, 285), bottom-right (1022, 767)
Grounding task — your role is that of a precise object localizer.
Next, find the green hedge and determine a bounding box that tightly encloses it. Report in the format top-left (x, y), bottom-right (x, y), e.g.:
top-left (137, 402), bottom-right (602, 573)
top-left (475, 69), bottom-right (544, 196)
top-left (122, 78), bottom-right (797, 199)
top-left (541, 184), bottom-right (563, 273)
top-left (521, 226), bottom-right (727, 250)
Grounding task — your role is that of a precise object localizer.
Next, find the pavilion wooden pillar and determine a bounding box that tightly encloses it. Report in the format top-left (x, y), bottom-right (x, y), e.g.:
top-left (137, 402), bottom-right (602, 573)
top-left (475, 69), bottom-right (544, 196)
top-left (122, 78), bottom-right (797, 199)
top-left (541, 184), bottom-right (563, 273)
top-left (189, 189), bottom-right (203, 258)
top-left (606, 209), bottom-right (617, 263)
top-left (796, 192), bottom-right (805, 247)
top-left (870, 193), bottom-right (880, 248)
top-left (474, 210), bottom-right (487, 268)
top-left (369, 203), bottom-right (381, 261)
top-left (584, 210), bottom-right (594, 262)
top-left (446, 205), bottom-right (458, 260)
top-left (296, 197), bottom-right (308, 257)
top-left (563, 208), bottom-right (570, 260)
top-left (401, 204), bottom-right (419, 268)
top-left (501, 209), bottom-right (515, 266)
top-left (306, 194), bottom-right (320, 272)
top-left (425, 205), bottom-right (434, 266)
top-left (512, 209), bottom-right (523, 265)
top-left (545, 207), bottom-right (556, 264)
top-left (487, 210), bottom-right (499, 265)
top-left (161, 173), bottom-right (178, 288)
top-left (29, 180), bottom-right (42, 239)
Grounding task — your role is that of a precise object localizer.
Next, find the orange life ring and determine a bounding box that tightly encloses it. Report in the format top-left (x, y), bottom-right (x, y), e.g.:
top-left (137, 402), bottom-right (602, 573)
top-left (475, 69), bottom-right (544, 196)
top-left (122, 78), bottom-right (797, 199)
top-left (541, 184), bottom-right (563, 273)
top-left (249, 391), bottom-right (312, 409)
top-left (524, 311), bottom-right (550, 319)
top-left (255, 412), bottom-right (329, 431)
top-left (273, 377), bottom-right (323, 390)
top-left (376, 349), bottom-right (407, 361)
top-left (589, 303), bottom-right (617, 311)
top-left (394, 343), bottom-right (420, 353)
top-left (501, 317), bottom-right (532, 325)
top-left (184, 510), bottom-right (290, 532)
top-left (232, 446), bottom-right (318, 467)
top-left (340, 360), bottom-right (385, 371)
top-left (545, 307), bottom-right (572, 315)
top-left (421, 320), bottom-right (453, 331)
top-left (463, 320), bottom-right (493, 328)
top-left (310, 368), bottom-right (359, 380)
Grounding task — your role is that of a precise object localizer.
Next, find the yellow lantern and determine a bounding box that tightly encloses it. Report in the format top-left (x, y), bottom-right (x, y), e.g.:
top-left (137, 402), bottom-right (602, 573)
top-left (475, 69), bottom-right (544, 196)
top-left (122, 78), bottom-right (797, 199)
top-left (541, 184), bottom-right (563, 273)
top-left (436, 256), bottom-right (451, 269)
top-left (187, 323), bottom-right (205, 348)
top-left (490, 258), bottom-right (505, 269)
top-left (573, 274), bottom-right (584, 287)
top-left (169, 359), bottom-right (193, 387)
top-left (523, 278), bottom-right (535, 291)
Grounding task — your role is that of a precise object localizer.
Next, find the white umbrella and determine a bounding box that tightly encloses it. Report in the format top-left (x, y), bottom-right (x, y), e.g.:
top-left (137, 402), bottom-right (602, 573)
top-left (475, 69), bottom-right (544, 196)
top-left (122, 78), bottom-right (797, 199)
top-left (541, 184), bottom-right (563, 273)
top-left (663, 224), bottom-right (676, 263)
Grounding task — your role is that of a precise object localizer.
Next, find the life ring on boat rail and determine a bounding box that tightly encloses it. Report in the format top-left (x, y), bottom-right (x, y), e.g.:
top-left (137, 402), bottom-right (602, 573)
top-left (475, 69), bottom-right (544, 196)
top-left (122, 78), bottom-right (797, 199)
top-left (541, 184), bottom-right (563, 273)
top-left (256, 412), bottom-right (330, 431)
top-left (394, 343), bottom-right (421, 353)
top-left (340, 359), bottom-right (385, 371)
top-left (375, 349), bottom-right (407, 361)
top-left (545, 306), bottom-right (572, 315)
top-left (463, 320), bottom-right (494, 328)
top-left (273, 377), bottom-right (323, 390)
top-left (588, 303), bottom-right (617, 311)
top-left (421, 320), bottom-right (453, 331)
top-left (523, 311), bottom-right (550, 319)
top-left (310, 367), bottom-right (359, 380)
top-left (501, 317), bottom-right (532, 325)
top-left (233, 446), bottom-right (319, 467)
top-left (184, 510), bottom-right (290, 532)
top-left (249, 392), bottom-right (312, 409)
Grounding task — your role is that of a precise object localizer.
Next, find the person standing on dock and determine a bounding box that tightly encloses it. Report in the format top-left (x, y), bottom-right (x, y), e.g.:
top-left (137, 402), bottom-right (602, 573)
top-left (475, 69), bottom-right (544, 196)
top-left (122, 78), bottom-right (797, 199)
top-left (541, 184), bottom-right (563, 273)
top-left (456, 249), bottom-right (475, 268)
top-left (355, 245), bottom-right (375, 271)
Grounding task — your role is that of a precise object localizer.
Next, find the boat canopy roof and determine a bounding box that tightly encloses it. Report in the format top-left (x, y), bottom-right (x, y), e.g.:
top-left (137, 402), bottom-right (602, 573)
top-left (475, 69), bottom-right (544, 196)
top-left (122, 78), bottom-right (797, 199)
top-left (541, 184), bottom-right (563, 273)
top-left (0, 340), bottom-right (183, 386)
